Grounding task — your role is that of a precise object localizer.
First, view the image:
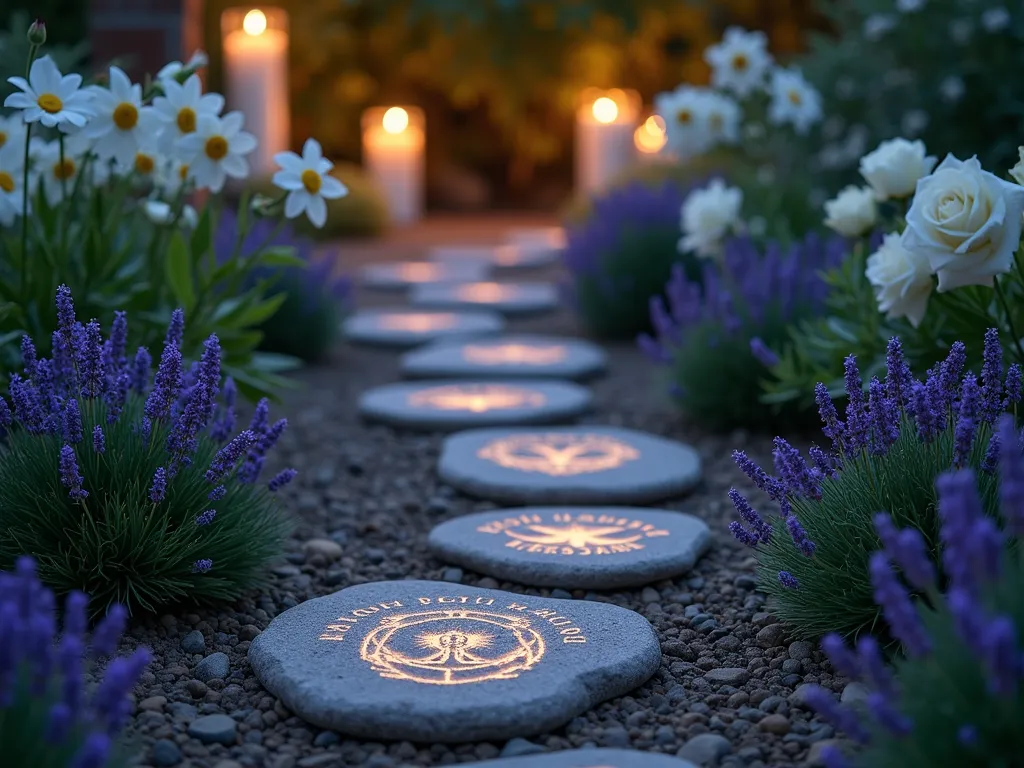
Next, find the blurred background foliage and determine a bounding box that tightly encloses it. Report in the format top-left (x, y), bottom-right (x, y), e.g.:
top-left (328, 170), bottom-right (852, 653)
top-left (202, 0), bottom-right (826, 209)
top-left (0, 6), bottom-right (88, 103)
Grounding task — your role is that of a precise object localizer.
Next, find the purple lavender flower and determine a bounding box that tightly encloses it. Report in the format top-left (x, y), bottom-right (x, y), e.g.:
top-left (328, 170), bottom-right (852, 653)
top-left (732, 451), bottom-right (788, 507)
top-left (149, 467), bottom-right (168, 504)
top-left (195, 509), bottom-right (217, 525)
top-left (62, 397), bottom-right (83, 444)
top-left (855, 635), bottom-right (895, 698)
top-left (164, 308), bottom-right (185, 351)
top-left (166, 334), bottom-right (222, 465)
top-left (727, 488), bottom-right (772, 545)
top-left (778, 571), bottom-right (799, 589)
top-left (957, 725), bottom-right (978, 747)
top-left (192, 559), bottom-right (213, 574)
top-left (937, 342), bottom-right (967, 412)
top-left (92, 425), bottom-right (105, 454)
top-left (79, 320), bottom-right (103, 398)
top-left (785, 514), bottom-right (816, 557)
top-left (842, 356), bottom-right (869, 453)
top-left (981, 433), bottom-right (1000, 473)
top-left (884, 337), bottom-right (913, 408)
top-left (208, 485), bottom-right (227, 501)
top-left (938, 469), bottom-right (1002, 590)
top-left (47, 701), bottom-right (73, 743)
top-left (90, 604), bottom-right (127, 658)
top-left (70, 733), bottom-right (111, 768)
top-left (807, 446), bottom-right (839, 479)
top-left (804, 686), bottom-right (869, 743)
top-left (997, 414), bottom-right (1024, 535)
top-left (820, 633), bottom-right (860, 679)
top-left (820, 746), bottom-right (850, 768)
top-left (750, 337), bottom-right (780, 367)
top-left (104, 311), bottom-right (128, 375)
top-left (867, 377), bottom-right (900, 455)
top-left (268, 468), bottom-right (298, 492)
top-left (206, 430), bottom-right (258, 483)
top-left (979, 329), bottom-right (1004, 423)
top-left (130, 347), bottom-right (151, 394)
top-left (0, 396), bottom-right (11, 431)
top-left (209, 376), bottom-right (237, 443)
top-left (105, 369), bottom-right (129, 424)
top-left (20, 335), bottom-right (39, 381)
top-left (55, 284), bottom-right (76, 335)
top-left (9, 374), bottom-right (45, 434)
top-left (59, 444), bottom-right (88, 500)
top-left (873, 513), bottom-right (936, 592)
top-left (1003, 363), bottom-right (1022, 410)
top-left (868, 552), bottom-right (930, 656)
top-left (144, 338), bottom-right (182, 423)
top-left (867, 691), bottom-right (913, 735)
top-left (815, 382), bottom-right (844, 450)
top-left (953, 375), bottom-right (980, 468)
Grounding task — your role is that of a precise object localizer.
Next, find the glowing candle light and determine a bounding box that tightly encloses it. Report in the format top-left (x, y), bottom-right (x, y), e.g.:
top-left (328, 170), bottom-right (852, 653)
top-left (221, 7), bottom-right (290, 177)
top-left (575, 88), bottom-right (640, 195)
top-left (362, 106), bottom-right (425, 225)
top-left (634, 114), bottom-right (668, 161)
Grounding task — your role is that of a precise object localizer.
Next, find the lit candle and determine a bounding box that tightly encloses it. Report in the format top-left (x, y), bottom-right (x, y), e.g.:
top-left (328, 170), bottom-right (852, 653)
top-left (575, 88), bottom-right (640, 195)
top-left (221, 8), bottom-right (290, 177)
top-left (362, 106), bottom-right (425, 225)
top-left (634, 114), bottom-right (668, 164)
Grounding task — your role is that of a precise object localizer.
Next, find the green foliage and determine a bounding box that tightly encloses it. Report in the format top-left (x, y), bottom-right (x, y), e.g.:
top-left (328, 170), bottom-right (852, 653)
top-left (0, 395), bottom-right (292, 614)
top-left (797, 0), bottom-right (1024, 191)
top-left (257, 270), bottom-right (345, 362)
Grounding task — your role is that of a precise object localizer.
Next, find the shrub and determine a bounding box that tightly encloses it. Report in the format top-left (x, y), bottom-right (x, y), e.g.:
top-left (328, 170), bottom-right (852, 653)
top-left (0, 286), bottom-right (294, 614)
top-left (214, 211), bottom-right (351, 363)
top-left (728, 330), bottom-right (1020, 640)
top-left (638, 233), bottom-right (848, 431)
top-left (805, 425), bottom-right (1024, 767)
top-left (561, 179), bottom-right (703, 339)
top-left (245, 162), bottom-right (389, 240)
top-left (1, 556), bottom-right (150, 768)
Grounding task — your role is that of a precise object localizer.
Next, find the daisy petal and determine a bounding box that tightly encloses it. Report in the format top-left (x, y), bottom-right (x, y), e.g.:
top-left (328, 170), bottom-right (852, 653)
top-left (274, 151), bottom-right (304, 173)
top-left (7, 77), bottom-right (31, 93)
top-left (4, 92), bottom-right (34, 109)
top-left (301, 138), bottom-right (322, 164)
top-left (221, 153), bottom-right (248, 178)
top-left (199, 93), bottom-right (224, 117)
top-left (232, 132), bottom-right (258, 155)
top-left (316, 158), bottom-right (333, 174)
top-left (108, 66), bottom-right (132, 99)
top-left (272, 170), bottom-right (303, 191)
top-left (320, 176), bottom-right (348, 199)
top-left (284, 190), bottom-right (308, 219)
top-left (306, 194), bottom-right (327, 228)
top-left (221, 111), bottom-right (244, 137)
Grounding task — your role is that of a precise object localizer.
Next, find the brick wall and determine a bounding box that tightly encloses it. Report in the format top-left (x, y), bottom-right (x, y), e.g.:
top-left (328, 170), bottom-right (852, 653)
top-left (88, 0), bottom-right (204, 80)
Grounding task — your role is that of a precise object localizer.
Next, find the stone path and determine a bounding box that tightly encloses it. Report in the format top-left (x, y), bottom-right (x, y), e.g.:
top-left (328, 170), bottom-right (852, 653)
top-left (410, 281), bottom-right (561, 317)
top-left (400, 335), bottom-right (608, 381)
top-left (343, 308), bottom-right (505, 348)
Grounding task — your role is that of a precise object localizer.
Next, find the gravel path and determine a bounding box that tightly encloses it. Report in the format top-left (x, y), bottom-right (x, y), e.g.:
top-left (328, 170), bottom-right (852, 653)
top-left (120, 224), bottom-right (851, 768)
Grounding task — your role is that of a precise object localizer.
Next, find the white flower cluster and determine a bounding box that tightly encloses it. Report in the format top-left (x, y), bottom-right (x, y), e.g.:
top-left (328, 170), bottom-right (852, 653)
top-left (0, 53), bottom-right (345, 229)
top-left (830, 136), bottom-right (1024, 328)
top-left (654, 27), bottom-right (823, 159)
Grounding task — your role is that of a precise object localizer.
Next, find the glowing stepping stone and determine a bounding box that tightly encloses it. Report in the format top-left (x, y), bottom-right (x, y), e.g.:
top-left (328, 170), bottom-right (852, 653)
top-left (411, 281), bottom-right (560, 316)
top-left (430, 242), bottom-right (560, 270)
top-left (456, 749), bottom-right (698, 768)
top-left (359, 380), bottom-right (592, 432)
top-left (438, 426), bottom-right (702, 505)
top-left (401, 334), bottom-right (607, 381)
top-left (248, 581), bottom-right (661, 742)
top-left (360, 260), bottom-right (491, 290)
top-left (429, 506), bottom-right (711, 589)
top-left (343, 309), bottom-right (504, 349)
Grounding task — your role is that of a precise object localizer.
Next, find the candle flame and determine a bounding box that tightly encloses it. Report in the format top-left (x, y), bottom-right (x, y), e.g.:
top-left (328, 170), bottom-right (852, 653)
top-left (592, 96), bottom-right (619, 124)
top-left (243, 9), bottom-right (267, 36)
top-left (634, 115), bottom-right (667, 153)
top-left (382, 107), bottom-right (410, 134)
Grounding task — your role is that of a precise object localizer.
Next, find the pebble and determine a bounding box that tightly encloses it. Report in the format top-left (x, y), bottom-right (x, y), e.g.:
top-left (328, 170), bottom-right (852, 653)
top-left (841, 682), bottom-right (870, 708)
top-left (181, 629), bottom-right (206, 654)
top-left (679, 733), bottom-right (732, 764)
top-left (151, 739), bottom-right (182, 766)
top-left (138, 695), bottom-right (166, 711)
top-left (759, 714), bottom-right (791, 735)
top-left (755, 623), bottom-right (787, 648)
top-left (704, 668), bottom-right (749, 686)
top-left (500, 738), bottom-right (547, 757)
top-left (194, 652), bottom-right (230, 682)
top-left (788, 641), bottom-right (815, 661)
top-left (304, 538), bottom-right (343, 561)
top-left (187, 713), bottom-right (239, 746)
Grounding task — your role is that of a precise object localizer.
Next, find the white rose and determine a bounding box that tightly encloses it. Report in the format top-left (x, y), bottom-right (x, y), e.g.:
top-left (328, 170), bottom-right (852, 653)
top-left (859, 137), bottom-right (937, 199)
top-left (678, 178), bottom-right (743, 257)
top-left (823, 185), bottom-right (877, 237)
top-left (902, 154), bottom-right (1024, 291)
top-left (865, 232), bottom-right (934, 327)
top-left (1010, 146), bottom-right (1024, 186)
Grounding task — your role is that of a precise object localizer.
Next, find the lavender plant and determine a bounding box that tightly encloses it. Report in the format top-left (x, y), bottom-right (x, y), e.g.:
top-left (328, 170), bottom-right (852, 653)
top-left (562, 180), bottom-right (703, 339)
top-left (805, 424), bottom-right (1024, 767)
top-left (214, 211), bottom-right (351, 363)
top-left (0, 286), bottom-right (294, 614)
top-left (1, 556), bottom-right (150, 767)
top-left (638, 233), bottom-right (848, 431)
top-left (729, 330), bottom-right (1018, 640)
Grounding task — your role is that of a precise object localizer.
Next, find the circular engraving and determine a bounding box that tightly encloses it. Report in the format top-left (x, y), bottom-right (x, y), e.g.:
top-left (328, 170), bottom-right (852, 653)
top-left (359, 609), bottom-right (546, 685)
top-left (505, 522), bottom-right (644, 550)
top-left (462, 343), bottom-right (568, 366)
top-left (477, 433), bottom-right (641, 477)
top-left (378, 313), bottom-right (458, 332)
top-left (407, 384), bottom-right (547, 413)
top-left (455, 282), bottom-right (514, 303)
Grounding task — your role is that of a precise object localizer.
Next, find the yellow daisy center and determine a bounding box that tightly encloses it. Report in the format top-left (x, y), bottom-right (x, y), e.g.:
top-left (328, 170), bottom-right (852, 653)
top-left (788, 90), bottom-right (802, 106)
top-left (204, 135), bottom-right (228, 161)
top-left (52, 159), bottom-right (76, 181)
top-left (37, 93), bottom-right (63, 113)
top-left (178, 163), bottom-right (190, 180)
top-left (732, 53), bottom-right (749, 71)
top-left (0, 171), bottom-right (14, 193)
top-left (176, 107), bottom-right (197, 134)
top-left (301, 168), bottom-right (322, 194)
top-left (113, 102), bottom-right (139, 131)
top-left (135, 153), bottom-right (155, 174)
top-left (0, 131), bottom-right (7, 149)
top-left (676, 108), bottom-right (692, 125)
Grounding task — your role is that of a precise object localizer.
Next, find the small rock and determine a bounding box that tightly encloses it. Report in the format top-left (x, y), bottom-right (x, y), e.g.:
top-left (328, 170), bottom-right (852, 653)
top-left (151, 738), bottom-right (183, 766)
top-left (679, 733), bottom-right (732, 764)
top-left (789, 640), bottom-right (815, 661)
top-left (759, 713), bottom-right (791, 734)
top-left (187, 679), bottom-right (208, 699)
top-left (187, 713), bottom-right (238, 746)
top-left (138, 695), bottom-right (167, 711)
top-left (181, 630), bottom-right (206, 654)
top-left (841, 682), bottom-right (870, 708)
top-left (194, 652), bottom-right (230, 682)
top-left (756, 623), bottom-right (787, 648)
top-left (551, 588), bottom-right (572, 600)
top-left (442, 567), bottom-right (464, 583)
top-left (313, 731), bottom-right (341, 747)
top-left (297, 756), bottom-right (344, 768)
top-left (733, 574), bottom-right (757, 590)
top-left (501, 737), bottom-right (547, 757)
top-left (806, 739), bottom-right (845, 766)
top-left (789, 683), bottom-right (821, 709)
top-left (304, 538), bottom-right (343, 561)
top-left (704, 667), bottom-right (749, 685)
top-left (239, 624), bottom-right (261, 641)
top-left (603, 726), bottom-right (630, 746)
top-left (641, 587), bottom-right (661, 604)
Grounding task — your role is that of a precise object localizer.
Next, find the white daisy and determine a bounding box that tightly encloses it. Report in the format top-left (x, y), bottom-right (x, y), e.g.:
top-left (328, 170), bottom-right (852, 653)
top-left (152, 73), bottom-right (224, 157)
top-left (654, 86), bottom-right (714, 158)
top-left (701, 91), bottom-right (742, 147)
top-left (116, 131), bottom-right (162, 179)
top-left (156, 51), bottom-right (209, 82)
top-left (0, 141), bottom-right (27, 226)
top-left (272, 138), bottom-right (347, 228)
top-left (767, 67), bottom-right (823, 135)
top-left (144, 200), bottom-right (199, 229)
top-left (0, 114), bottom-right (27, 156)
top-left (703, 27), bottom-right (773, 98)
top-left (83, 66), bottom-right (160, 166)
top-left (176, 111), bottom-right (256, 193)
top-left (32, 133), bottom-right (94, 206)
top-left (4, 55), bottom-right (94, 132)
top-left (156, 158), bottom-right (194, 197)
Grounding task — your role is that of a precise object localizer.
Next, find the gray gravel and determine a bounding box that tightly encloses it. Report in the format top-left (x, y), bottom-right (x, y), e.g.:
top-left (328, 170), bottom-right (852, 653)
top-left (116, 261), bottom-right (855, 767)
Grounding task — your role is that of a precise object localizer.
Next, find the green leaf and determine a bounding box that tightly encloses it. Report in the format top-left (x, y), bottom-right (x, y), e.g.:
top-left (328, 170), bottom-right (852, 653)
top-left (190, 205), bottom-right (213, 266)
top-left (254, 246), bottom-right (307, 270)
top-left (164, 232), bottom-right (196, 312)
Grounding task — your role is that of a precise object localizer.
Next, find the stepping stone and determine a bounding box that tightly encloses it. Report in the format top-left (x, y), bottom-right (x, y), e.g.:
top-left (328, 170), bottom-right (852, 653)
top-left (437, 426), bottom-right (702, 505)
top-left (458, 749), bottom-right (697, 768)
top-left (343, 309), bottom-right (505, 349)
top-left (359, 380), bottom-right (592, 432)
top-left (247, 581), bottom-right (661, 742)
top-left (428, 507), bottom-right (711, 589)
top-left (360, 260), bottom-right (491, 290)
top-left (430, 243), bottom-right (559, 271)
top-left (411, 281), bottom-right (560, 316)
top-left (401, 335), bottom-right (607, 381)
